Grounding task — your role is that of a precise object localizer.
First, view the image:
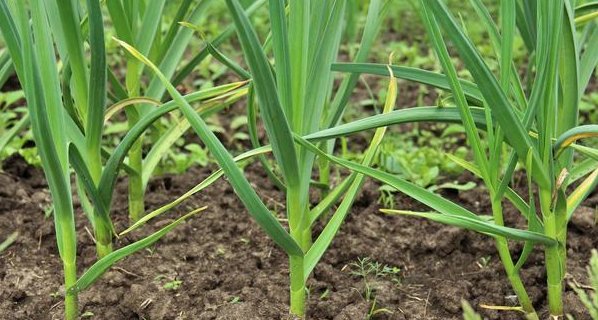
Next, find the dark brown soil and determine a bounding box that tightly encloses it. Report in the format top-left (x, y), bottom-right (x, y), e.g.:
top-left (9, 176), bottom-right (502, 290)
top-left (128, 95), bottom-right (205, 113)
top-left (1, 74), bottom-right (21, 92)
top-left (0, 155), bottom-right (596, 320)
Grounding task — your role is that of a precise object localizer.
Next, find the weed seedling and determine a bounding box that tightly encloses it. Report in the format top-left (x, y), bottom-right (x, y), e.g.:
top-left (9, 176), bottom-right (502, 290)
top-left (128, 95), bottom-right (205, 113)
top-left (349, 257), bottom-right (401, 318)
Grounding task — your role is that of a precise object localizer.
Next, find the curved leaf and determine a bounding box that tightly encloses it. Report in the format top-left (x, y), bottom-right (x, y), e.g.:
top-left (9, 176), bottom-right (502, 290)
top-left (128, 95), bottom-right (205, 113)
top-left (68, 207), bottom-right (206, 294)
top-left (115, 37), bottom-right (303, 256)
top-left (382, 210), bottom-right (556, 246)
top-left (331, 63), bottom-right (484, 106)
top-left (123, 146), bottom-right (273, 235)
top-left (142, 86), bottom-right (248, 188)
top-left (305, 106), bottom-right (489, 142)
top-left (104, 97), bottom-right (161, 122)
top-left (554, 125), bottom-right (598, 156)
top-left (304, 66), bottom-right (398, 277)
top-left (99, 83), bottom-right (249, 209)
top-left (445, 153), bottom-right (537, 225)
top-left (567, 168), bottom-right (598, 221)
top-left (425, 0), bottom-right (550, 189)
top-left (575, 2), bottom-right (598, 25)
top-left (225, 0), bottom-right (299, 188)
top-left (294, 134), bottom-right (480, 220)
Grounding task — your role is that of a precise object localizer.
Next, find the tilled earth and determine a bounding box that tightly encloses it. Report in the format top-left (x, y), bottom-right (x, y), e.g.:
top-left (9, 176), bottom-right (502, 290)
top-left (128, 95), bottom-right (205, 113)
top-left (0, 155), bottom-right (595, 319)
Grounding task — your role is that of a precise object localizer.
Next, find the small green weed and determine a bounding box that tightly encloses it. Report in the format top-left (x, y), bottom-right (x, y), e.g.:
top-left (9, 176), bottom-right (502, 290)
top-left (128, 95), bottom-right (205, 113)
top-left (348, 257), bottom-right (401, 319)
top-left (377, 126), bottom-right (467, 188)
top-left (155, 275), bottom-right (183, 291)
top-left (375, 125), bottom-right (473, 208)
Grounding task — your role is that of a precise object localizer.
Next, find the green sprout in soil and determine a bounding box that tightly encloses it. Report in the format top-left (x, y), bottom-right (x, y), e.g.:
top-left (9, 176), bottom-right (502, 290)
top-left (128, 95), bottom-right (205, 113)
top-left (163, 279), bottom-right (183, 291)
top-left (154, 275), bottom-right (183, 291)
top-left (476, 256), bottom-right (492, 269)
top-left (0, 231), bottom-right (17, 253)
top-left (348, 257), bottom-right (400, 319)
top-left (462, 300), bottom-right (482, 320)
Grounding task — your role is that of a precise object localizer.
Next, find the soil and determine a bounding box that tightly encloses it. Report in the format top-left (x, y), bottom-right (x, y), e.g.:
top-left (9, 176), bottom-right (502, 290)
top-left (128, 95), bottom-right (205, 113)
top-left (0, 155), bottom-right (596, 320)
